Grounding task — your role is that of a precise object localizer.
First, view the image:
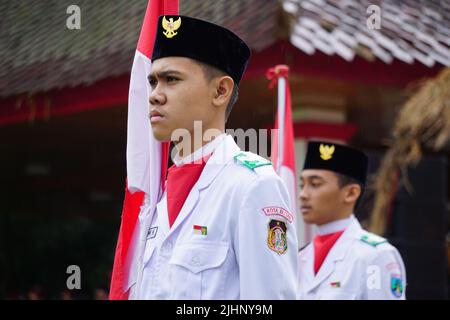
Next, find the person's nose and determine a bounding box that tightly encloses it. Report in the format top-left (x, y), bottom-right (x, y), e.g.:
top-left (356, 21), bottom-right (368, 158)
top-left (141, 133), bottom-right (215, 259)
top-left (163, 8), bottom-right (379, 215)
top-left (299, 185), bottom-right (309, 202)
top-left (149, 85), bottom-right (167, 106)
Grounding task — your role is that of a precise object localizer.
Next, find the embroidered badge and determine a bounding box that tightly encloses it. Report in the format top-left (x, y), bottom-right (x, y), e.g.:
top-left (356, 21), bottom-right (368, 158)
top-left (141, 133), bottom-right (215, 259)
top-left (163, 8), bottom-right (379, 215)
top-left (319, 144), bottom-right (335, 160)
top-left (262, 206), bottom-right (294, 223)
top-left (147, 226), bottom-right (158, 239)
top-left (330, 281), bottom-right (341, 288)
top-left (390, 274), bottom-right (403, 298)
top-left (267, 219), bottom-right (287, 254)
top-left (193, 225), bottom-right (207, 236)
top-left (385, 262), bottom-right (400, 271)
top-left (162, 16), bottom-right (181, 38)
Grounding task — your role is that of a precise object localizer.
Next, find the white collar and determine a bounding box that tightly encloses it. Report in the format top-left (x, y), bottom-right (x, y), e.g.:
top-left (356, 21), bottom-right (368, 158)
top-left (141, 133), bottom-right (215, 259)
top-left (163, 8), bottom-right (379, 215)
top-left (316, 214), bottom-right (354, 236)
top-left (172, 133), bottom-right (226, 167)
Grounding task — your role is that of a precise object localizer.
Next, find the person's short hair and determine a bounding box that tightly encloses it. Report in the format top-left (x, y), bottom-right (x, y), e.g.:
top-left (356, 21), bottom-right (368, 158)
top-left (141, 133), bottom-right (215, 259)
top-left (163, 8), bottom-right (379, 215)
top-left (335, 172), bottom-right (365, 209)
top-left (195, 61), bottom-right (239, 121)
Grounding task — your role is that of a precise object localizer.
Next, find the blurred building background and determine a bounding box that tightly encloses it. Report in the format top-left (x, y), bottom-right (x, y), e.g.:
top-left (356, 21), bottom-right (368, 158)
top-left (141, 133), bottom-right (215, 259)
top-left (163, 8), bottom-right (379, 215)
top-left (0, 0), bottom-right (449, 299)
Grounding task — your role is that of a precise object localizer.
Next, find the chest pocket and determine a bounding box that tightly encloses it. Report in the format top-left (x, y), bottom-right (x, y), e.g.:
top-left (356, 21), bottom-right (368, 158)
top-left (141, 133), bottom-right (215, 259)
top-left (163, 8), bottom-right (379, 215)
top-left (168, 240), bottom-right (229, 299)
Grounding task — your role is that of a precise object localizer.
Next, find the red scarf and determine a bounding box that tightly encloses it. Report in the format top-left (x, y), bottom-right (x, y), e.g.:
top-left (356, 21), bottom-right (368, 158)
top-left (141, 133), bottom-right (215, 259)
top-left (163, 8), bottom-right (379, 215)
top-left (166, 155), bottom-right (210, 228)
top-left (313, 230), bottom-right (345, 275)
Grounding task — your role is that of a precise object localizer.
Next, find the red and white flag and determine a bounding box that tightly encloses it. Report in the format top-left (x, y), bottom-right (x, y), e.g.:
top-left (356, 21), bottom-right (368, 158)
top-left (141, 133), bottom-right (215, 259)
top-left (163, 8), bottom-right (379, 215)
top-left (267, 65), bottom-right (298, 225)
top-left (109, 0), bottom-right (178, 300)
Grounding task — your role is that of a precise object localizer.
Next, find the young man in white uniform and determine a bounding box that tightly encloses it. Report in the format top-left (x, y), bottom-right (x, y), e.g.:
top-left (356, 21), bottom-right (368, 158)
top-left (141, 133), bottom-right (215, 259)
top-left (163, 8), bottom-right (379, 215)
top-left (129, 15), bottom-right (298, 300)
top-left (297, 141), bottom-right (406, 300)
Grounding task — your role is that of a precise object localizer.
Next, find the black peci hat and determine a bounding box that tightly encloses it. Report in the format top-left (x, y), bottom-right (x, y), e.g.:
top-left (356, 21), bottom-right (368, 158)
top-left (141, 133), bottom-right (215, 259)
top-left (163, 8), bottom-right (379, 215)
top-left (151, 15), bottom-right (251, 85)
top-left (303, 141), bottom-right (369, 184)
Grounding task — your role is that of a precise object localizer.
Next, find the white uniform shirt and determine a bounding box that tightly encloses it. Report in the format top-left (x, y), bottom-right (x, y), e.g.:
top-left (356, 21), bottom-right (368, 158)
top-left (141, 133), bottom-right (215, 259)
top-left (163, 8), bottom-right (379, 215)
top-left (129, 134), bottom-right (298, 299)
top-left (297, 216), bottom-right (407, 300)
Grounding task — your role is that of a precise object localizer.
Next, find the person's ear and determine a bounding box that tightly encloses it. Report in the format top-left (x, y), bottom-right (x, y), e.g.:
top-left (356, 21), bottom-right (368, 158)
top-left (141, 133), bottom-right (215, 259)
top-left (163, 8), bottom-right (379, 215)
top-left (212, 76), bottom-right (234, 108)
top-left (343, 184), bottom-right (361, 205)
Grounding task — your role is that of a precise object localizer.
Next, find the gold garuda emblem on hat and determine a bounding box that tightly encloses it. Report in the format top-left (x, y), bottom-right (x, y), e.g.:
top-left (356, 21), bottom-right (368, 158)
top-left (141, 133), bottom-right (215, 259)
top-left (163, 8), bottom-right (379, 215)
top-left (162, 16), bottom-right (181, 39)
top-left (319, 144), bottom-right (335, 160)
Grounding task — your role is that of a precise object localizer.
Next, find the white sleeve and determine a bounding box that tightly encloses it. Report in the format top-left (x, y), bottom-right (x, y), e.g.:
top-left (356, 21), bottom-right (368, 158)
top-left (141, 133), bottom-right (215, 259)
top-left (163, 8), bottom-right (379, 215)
top-left (236, 173), bottom-right (298, 299)
top-left (365, 245), bottom-right (407, 300)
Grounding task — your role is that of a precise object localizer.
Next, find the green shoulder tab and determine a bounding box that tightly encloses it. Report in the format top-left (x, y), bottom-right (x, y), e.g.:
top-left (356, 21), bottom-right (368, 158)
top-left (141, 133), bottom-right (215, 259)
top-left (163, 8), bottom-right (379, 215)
top-left (360, 233), bottom-right (387, 247)
top-left (234, 152), bottom-right (272, 170)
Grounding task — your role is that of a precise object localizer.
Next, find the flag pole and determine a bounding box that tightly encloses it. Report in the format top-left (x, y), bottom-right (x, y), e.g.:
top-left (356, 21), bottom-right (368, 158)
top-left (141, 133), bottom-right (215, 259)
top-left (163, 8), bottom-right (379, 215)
top-left (277, 72), bottom-right (286, 174)
top-left (267, 65), bottom-right (307, 246)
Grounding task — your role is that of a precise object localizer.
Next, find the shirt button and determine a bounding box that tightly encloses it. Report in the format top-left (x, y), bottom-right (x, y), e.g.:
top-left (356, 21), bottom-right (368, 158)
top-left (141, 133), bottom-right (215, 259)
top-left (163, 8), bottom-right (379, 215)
top-left (191, 256), bottom-right (200, 265)
top-left (164, 242), bottom-right (173, 251)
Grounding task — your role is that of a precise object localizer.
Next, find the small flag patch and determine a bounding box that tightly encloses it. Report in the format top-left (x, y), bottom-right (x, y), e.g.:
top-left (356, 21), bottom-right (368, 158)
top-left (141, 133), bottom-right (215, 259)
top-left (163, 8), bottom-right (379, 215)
top-left (330, 281), bottom-right (341, 288)
top-left (193, 225), bottom-right (207, 236)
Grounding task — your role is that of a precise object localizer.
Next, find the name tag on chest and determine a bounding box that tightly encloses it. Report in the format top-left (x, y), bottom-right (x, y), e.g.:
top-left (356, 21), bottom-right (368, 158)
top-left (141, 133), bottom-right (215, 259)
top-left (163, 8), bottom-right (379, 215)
top-left (147, 226), bottom-right (158, 239)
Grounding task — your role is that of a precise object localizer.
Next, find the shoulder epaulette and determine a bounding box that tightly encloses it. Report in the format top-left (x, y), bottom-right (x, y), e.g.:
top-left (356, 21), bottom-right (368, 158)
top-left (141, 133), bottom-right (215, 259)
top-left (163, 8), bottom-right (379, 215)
top-left (360, 233), bottom-right (387, 247)
top-left (234, 152), bottom-right (272, 170)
